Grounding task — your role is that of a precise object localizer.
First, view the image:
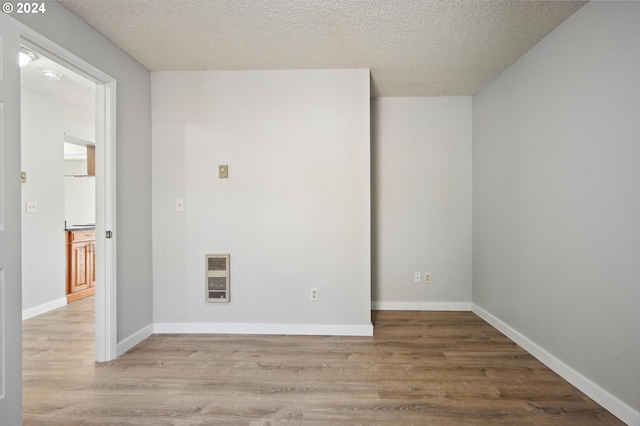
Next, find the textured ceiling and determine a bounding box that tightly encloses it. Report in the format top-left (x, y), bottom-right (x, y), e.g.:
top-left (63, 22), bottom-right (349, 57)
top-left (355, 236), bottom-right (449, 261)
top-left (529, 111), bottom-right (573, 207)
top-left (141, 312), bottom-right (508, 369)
top-left (58, 0), bottom-right (585, 96)
top-left (21, 52), bottom-right (95, 125)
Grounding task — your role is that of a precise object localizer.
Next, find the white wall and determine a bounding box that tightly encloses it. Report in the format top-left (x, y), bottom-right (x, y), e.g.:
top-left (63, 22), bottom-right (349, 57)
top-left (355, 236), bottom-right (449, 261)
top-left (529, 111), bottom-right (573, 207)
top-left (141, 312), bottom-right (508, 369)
top-left (371, 97), bottom-right (472, 310)
top-left (16, 3), bottom-right (153, 343)
top-left (64, 175), bottom-right (96, 226)
top-left (21, 88), bottom-right (93, 316)
top-left (472, 2), bottom-right (640, 423)
top-left (152, 70), bottom-right (372, 334)
top-left (64, 152), bottom-right (96, 228)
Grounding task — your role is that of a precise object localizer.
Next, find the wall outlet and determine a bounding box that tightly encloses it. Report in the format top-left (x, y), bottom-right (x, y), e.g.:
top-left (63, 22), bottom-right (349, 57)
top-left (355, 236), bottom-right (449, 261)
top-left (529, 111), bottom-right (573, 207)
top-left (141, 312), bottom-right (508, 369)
top-left (414, 272), bottom-right (421, 283)
top-left (25, 201), bottom-right (38, 214)
top-left (310, 288), bottom-right (319, 301)
top-left (424, 273), bottom-right (431, 283)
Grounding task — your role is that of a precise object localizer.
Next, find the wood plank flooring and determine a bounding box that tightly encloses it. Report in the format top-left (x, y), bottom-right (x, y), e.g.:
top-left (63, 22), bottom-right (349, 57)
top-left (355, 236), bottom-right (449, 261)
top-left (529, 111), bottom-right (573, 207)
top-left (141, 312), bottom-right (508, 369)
top-left (23, 297), bottom-right (623, 425)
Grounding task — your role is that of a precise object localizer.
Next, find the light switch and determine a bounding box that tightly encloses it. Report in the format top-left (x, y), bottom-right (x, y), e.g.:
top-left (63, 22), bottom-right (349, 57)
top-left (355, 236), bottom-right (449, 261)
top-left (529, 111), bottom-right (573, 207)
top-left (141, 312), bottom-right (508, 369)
top-left (26, 201), bottom-right (38, 214)
top-left (219, 165), bottom-right (228, 179)
top-left (175, 199), bottom-right (184, 211)
top-left (21, 171), bottom-right (27, 183)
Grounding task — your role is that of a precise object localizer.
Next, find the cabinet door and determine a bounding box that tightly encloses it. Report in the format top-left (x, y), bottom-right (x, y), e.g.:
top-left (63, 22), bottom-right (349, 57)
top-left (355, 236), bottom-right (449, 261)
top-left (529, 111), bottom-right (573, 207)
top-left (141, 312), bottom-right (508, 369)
top-left (70, 240), bottom-right (93, 293)
top-left (89, 241), bottom-right (96, 287)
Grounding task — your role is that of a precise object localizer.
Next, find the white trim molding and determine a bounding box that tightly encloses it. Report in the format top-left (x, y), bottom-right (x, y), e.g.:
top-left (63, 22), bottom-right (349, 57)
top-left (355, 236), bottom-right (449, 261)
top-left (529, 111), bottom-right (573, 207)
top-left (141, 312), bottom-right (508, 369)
top-left (154, 322), bottom-right (374, 337)
top-left (117, 324), bottom-right (154, 357)
top-left (472, 304), bottom-right (639, 426)
top-left (372, 301), bottom-right (471, 311)
top-left (22, 297), bottom-right (67, 321)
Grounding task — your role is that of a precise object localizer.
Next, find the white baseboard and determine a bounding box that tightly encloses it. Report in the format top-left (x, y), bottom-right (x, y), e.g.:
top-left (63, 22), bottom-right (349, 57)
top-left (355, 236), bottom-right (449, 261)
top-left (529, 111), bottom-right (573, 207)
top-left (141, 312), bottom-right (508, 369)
top-left (117, 324), bottom-right (154, 357)
top-left (22, 297), bottom-right (67, 320)
top-left (472, 304), bottom-right (639, 426)
top-left (154, 322), bottom-right (374, 336)
top-left (372, 301), bottom-right (471, 311)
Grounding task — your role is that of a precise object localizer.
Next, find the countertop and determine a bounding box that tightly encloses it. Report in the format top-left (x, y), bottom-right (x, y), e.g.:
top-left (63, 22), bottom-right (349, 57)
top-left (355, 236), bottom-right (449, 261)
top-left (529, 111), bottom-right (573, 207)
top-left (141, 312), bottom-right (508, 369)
top-left (65, 225), bottom-right (95, 231)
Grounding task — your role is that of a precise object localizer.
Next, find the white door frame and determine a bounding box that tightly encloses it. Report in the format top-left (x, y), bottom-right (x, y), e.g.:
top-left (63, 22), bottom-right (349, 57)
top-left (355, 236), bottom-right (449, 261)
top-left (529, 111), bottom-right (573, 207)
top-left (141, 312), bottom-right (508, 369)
top-left (19, 26), bottom-right (118, 361)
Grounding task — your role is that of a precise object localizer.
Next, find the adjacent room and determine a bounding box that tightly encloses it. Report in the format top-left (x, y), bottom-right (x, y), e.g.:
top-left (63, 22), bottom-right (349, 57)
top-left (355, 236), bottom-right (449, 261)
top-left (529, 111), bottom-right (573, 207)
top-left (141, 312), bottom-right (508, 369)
top-left (2, 1), bottom-right (638, 425)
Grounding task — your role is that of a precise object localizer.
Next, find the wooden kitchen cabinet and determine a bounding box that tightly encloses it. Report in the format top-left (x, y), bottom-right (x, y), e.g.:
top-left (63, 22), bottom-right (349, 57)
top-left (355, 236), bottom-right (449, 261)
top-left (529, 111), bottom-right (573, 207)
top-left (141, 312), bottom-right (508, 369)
top-left (87, 145), bottom-right (95, 176)
top-left (66, 229), bottom-right (95, 303)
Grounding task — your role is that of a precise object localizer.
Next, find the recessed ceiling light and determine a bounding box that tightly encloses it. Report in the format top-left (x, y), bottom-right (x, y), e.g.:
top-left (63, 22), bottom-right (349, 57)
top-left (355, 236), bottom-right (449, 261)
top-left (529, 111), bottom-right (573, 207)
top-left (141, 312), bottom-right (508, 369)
top-left (43, 70), bottom-right (63, 81)
top-left (19, 48), bottom-right (37, 67)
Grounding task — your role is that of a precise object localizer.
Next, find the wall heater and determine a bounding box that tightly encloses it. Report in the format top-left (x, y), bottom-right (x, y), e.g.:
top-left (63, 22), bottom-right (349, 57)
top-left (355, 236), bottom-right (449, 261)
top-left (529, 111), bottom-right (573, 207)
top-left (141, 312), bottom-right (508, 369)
top-left (205, 253), bottom-right (230, 303)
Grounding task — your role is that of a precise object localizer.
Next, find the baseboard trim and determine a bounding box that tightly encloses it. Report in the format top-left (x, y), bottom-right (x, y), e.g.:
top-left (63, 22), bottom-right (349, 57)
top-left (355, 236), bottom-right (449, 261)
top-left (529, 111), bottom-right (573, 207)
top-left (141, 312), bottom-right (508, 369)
top-left (472, 304), bottom-right (639, 426)
top-left (22, 297), bottom-right (67, 320)
top-left (372, 301), bottom-right (471, 311)
top-left (117, 324), bottom-right (154, 357)
top-left (154, 322), bottom-right (374, 336)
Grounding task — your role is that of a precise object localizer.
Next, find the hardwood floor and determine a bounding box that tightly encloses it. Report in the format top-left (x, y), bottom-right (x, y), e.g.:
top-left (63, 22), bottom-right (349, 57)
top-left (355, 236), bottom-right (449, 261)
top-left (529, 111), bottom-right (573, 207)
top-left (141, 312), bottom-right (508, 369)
top-left (23, 297), bottom-right (623, 425)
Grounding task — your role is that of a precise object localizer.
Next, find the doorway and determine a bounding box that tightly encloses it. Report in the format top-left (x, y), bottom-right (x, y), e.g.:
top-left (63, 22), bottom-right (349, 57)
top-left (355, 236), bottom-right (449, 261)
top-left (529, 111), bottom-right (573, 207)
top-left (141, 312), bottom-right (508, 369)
top-left (19, 31), bottom-right (118, 361)
top-left (21, 48), bottom-right (97, 315)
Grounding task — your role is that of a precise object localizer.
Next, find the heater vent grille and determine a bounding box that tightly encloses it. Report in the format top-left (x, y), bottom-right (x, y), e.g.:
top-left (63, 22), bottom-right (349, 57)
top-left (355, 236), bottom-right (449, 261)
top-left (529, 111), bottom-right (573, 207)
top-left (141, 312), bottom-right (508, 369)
top-left (205, 254), bottom-right (230, 303)
top-left (208, 257), bottom-right (227, 271)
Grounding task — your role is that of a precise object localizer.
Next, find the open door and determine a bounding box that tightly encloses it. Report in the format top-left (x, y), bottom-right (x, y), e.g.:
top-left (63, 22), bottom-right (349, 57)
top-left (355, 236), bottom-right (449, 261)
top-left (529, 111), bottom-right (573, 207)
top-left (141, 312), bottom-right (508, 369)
top-left (0, 11), bottom-right (24, 426)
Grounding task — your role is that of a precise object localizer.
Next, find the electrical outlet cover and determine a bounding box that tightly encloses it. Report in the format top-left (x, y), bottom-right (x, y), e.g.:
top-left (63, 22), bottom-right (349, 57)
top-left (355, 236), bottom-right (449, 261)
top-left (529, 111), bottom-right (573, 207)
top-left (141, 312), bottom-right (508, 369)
top-left (310, 288), bottom-right (319, 301)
